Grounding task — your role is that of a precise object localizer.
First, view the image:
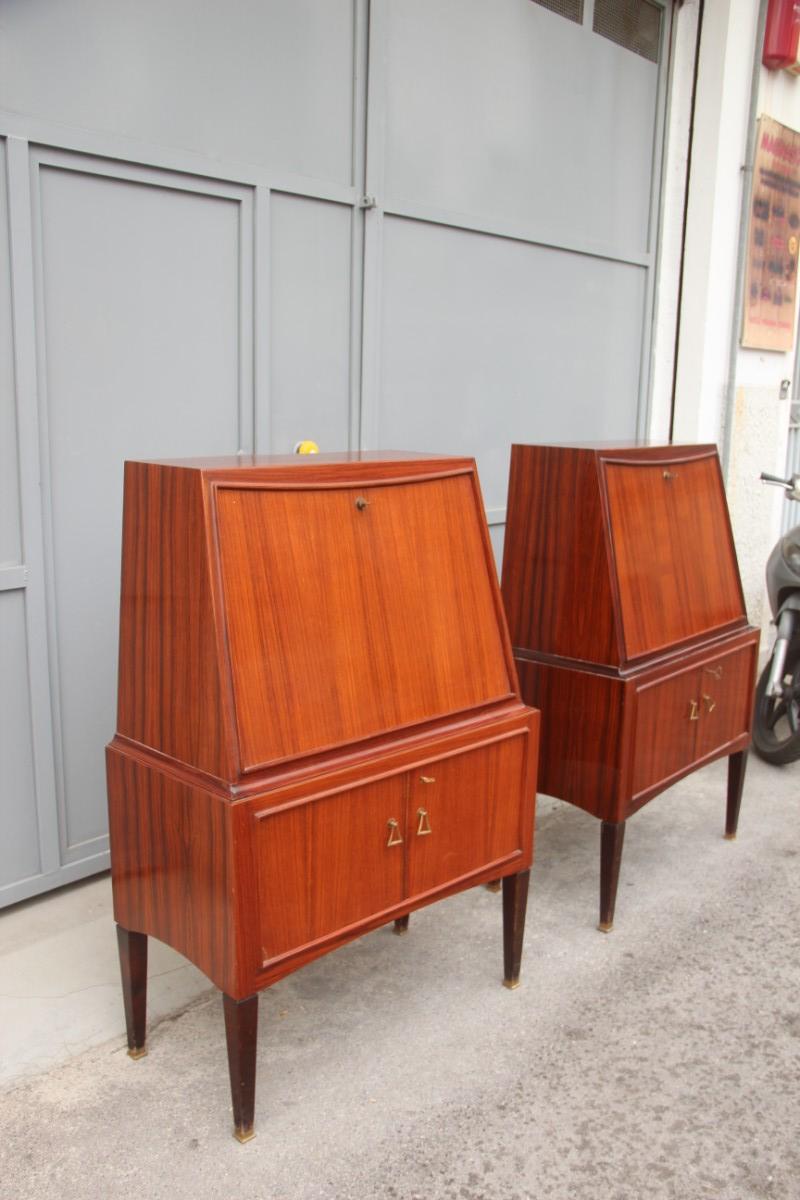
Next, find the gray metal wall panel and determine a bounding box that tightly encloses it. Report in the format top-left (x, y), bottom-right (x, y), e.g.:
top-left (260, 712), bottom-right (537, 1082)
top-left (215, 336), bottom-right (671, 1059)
top-left (0, 138), bottom-right (22, 566)
top-left (0, 592), bottom-right (40, 887)
top-left (0, 0), bottom-right (355, 187)
top-left (382, 0), bottom-right (660, 253)
top-left (376, 216), bottom-right (645, 515)
top-left (268, 194), bottom-right (354, 452)
top-left (34, 161), bottom-right (245, 856)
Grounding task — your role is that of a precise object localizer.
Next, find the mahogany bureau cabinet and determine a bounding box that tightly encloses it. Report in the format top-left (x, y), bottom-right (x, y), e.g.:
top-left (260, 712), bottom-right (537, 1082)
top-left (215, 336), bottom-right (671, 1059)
top-left (501, 442), bottom-right (758, 932)
top-left (106, 451), bottom-right (539, 1142)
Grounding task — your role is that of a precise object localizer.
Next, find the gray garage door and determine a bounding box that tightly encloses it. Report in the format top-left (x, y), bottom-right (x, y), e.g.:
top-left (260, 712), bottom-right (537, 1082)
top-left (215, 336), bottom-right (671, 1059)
top-left (0, 0), bottom-right (671, 904)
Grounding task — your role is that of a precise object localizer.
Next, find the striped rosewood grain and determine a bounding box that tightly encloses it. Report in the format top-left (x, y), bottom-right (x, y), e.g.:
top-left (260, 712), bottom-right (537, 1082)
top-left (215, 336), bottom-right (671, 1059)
top-left (515, 658), bottom-right (626, 823)
top-left (215, 475), bottom-right (512, 770)
top-left (106, 747), bottom-right (234, 994)
top-left (502, 441), bottom-right (758, 930)
top-left (107, 451), bottom-right (539, 1138)
top-left (502, 445), bottom-right (620, 667)
top-left (605, 454), bottom-right (745, 660)
top-left (115, 462), bottom-right (233, 779)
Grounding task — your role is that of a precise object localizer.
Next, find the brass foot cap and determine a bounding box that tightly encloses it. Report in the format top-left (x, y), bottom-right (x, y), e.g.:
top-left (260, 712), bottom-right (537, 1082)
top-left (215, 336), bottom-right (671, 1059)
top-left (393, 926), bottom-right (409, 936)
top-left (127, 1046), bottom-right (147, 1060)
top-left (486, 882), bottom-right (502, 893)
top-left (233, 1127), bottom-right (256, 1144)
top-left (597, 921), bottom-right (613, 934)
top-left (724, 833), bottom-right (737, 841)
top-left (503, 978), bottom-right (521, 990)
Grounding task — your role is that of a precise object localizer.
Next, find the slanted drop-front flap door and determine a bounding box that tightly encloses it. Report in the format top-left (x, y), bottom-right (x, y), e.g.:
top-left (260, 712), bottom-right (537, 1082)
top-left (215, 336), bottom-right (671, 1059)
top-left (604, 455), bottom-right (745, 661)
top-left (214, 474), bottom-right (513, 771)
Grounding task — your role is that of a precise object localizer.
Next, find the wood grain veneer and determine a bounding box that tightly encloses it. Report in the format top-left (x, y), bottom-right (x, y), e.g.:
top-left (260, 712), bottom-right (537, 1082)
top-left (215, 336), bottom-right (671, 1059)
top-left (107, 451), bottom-right (538, 1141)
top-left (502, 442), bottom-right (758, 930)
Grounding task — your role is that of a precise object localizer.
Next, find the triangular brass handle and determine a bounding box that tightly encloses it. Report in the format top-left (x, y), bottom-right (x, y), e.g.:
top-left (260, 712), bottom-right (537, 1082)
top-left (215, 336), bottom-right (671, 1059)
top-left (416, 808), bottom-right (432, 836)
top-left (386, 818), bottom-right (403, 847)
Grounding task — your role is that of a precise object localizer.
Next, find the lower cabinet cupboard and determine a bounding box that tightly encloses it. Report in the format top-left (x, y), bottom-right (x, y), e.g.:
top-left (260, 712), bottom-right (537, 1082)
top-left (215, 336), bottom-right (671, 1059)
top-left (107, 452), bottom-right (539, 1141)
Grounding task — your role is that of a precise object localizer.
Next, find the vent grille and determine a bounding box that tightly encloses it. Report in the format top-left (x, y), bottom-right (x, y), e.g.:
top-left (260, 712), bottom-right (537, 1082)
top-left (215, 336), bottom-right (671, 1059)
top-left (530, 0), bottom-right (584, 24)
top-left (593, 0), bottom-right (662, 63)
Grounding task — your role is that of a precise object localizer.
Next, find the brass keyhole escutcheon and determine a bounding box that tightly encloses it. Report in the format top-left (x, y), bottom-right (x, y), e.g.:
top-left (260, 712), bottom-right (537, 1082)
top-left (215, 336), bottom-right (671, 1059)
top-left (663, 470), bottom-right (678, 481)
top-left (688, 699), bottom-right (699, 721)
top-left (386, 818), bottom-right (403, 847)
top-left (355, 496), bottom-right (369, 511)
top-left (416, 808), bottom-right (432, 836)
top-left (703, 693), bottom-right (716, 714)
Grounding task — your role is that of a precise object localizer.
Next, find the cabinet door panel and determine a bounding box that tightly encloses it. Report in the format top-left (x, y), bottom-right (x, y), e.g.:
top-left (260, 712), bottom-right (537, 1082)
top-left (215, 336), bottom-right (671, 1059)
top-left (695, 645), bottom-right (756, 759)
top-left (605, 456), bottom-right (744, 659)
top-left (216, 475), bottom-right (511, 770)
top-left (632, 667), bottom-right (699, 797)
top-left (256, 777), bottom-right (406, 963)
top-left (407, 737), bottom-right (525, 897)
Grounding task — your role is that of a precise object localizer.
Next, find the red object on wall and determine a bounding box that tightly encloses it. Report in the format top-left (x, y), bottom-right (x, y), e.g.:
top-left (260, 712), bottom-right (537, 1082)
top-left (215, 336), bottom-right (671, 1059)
top-left (763, 0), bottom-right (800, 70)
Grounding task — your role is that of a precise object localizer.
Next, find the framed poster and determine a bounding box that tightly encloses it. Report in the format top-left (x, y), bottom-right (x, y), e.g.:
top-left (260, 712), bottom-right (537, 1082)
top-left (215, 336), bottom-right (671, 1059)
top-left (742, 115), bottom-right (800, 352)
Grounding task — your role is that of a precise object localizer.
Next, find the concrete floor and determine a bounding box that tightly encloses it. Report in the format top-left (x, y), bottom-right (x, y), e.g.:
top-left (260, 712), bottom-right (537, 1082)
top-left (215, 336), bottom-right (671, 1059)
top-left (1, 753), bottom-right (799, 1199)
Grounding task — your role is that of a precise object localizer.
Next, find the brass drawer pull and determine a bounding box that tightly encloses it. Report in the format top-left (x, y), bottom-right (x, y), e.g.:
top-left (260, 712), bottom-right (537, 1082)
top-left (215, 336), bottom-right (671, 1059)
top-left (688, 699), bottom-right (699, 721)
top-left (419, 775), bottom-right (435, 784)
top-left (416, 808), bottom-right (432, 836)
top-left (663, 470), bottom-right (678, 481)
top-left (703, 693), bottom-right (716, 714)
top-left (386, 818), bottom-right (403, 847)
top-left (704, 665), bottom-right (723, 679)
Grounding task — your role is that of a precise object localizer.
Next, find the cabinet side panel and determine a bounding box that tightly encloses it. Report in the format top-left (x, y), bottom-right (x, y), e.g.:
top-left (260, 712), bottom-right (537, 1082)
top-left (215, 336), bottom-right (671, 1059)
top-left (502, 446), bottom-right (619, 666)
top-left (516, 659), bottom-right (624, 821)
top-left (106, 747), bottom-right (233, 993)
top-left (115, 463), bottom-right (232, 778)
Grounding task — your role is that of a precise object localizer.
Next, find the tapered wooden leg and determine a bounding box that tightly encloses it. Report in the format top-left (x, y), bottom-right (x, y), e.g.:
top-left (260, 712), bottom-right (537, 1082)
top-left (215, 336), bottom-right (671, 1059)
top-left (117, 925), bottom-right (148, 1059)
top-left (599, 820), bottom-right (625, 933)
top-left (502, 869), bottom-right (530, 989)
top-left (393, 915), bottom-right (410, 935)
top-left (725, 750), bottom-right (748, 840)
top-left (223, 993), bottom-right (259, 1143)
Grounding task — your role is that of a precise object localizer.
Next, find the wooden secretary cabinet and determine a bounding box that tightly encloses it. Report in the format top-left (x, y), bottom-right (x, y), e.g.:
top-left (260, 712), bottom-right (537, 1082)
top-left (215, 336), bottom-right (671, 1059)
top-left (106, 452), bottom-right (538, 1141)
top-left (501, 443), bottom-right (758, 931)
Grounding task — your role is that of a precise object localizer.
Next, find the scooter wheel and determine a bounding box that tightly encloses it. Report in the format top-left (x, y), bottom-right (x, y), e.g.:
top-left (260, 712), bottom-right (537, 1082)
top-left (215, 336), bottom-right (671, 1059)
top-left (752, 648), bottom-right (800, 764)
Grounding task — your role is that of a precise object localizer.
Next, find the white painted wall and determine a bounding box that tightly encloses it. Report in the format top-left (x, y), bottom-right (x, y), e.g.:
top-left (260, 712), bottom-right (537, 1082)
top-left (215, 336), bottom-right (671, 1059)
top-left (664, 0), bottom-right (800, 634)
top-left (649, 0), bottom-right (700, 441)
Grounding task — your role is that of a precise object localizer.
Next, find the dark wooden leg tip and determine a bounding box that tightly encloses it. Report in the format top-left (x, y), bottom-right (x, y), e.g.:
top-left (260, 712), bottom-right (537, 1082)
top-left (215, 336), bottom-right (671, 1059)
top-left (224, 992), bottom-right (259, 1144)
top-left (725, 750), bottom-right (748, 840)
top-left (393, 915), bottom-right (410, 935)
top-left (599, 820), bottom-right (625, 933)
top-left (502, 869), bottom-right (530, 989)
top-left (117, 925), bottom-right (148, 1059)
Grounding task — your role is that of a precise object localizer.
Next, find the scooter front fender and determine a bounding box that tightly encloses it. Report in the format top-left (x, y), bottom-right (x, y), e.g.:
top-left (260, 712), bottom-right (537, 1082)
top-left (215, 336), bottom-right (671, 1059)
top-left (775, 593), bottom-right (800, 618)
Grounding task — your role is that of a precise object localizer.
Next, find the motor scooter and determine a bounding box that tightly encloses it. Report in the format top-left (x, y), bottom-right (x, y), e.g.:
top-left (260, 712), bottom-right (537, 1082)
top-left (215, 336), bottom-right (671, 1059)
top-left (753, 469), bottom-right (800, 763)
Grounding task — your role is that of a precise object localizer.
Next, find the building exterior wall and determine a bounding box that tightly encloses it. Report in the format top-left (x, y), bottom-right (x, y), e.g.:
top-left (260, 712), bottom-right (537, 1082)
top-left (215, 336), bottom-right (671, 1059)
top-left (668, 0), bottom-right (800, 634)
top-left (0, 0), bottom-right (674, 905)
